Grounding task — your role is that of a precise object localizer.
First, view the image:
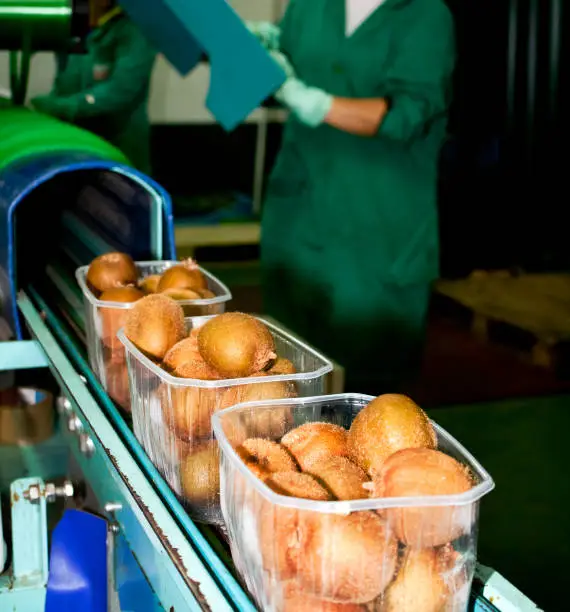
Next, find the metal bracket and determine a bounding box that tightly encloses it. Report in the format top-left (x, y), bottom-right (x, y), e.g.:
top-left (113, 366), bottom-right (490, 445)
top-left (0, 340), bottom-right (48, 371)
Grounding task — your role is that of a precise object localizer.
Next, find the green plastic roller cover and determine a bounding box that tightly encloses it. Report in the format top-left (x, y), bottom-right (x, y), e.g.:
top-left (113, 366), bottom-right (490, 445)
top-left (0, 108), bottom-right (129, 172)
top-left (0, 0), bottom-right (87, 51)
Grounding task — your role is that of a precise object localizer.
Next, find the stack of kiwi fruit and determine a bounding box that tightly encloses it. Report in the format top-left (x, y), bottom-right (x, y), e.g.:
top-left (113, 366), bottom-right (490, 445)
top-left (233, 394), bottom-right (475, 612)
top-left (121, 293), bottom-right (301, 516)
top-left (84, 252), bottom-right (217, 411)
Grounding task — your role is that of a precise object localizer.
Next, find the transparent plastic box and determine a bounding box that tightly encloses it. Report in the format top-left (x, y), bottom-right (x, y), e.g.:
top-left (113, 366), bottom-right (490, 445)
top-left (76, 261), bottom-right (231, 412)
top-left (118, 316), bottom-right (334, 525)
top-left (212, 394), bottom-right (494, 612)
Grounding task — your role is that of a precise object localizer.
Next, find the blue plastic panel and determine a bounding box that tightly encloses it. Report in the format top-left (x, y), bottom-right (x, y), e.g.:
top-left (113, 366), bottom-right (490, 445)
top-left (119, 0), bottom-right (286, 130)
top-left (0, 154), bottom-right (175, 339)
top-left (46, 510), bottom-right (108, 612)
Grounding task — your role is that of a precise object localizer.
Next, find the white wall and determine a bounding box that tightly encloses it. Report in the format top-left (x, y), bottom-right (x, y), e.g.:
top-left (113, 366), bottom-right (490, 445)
top-left (0, 0), bottom-right (288, 124)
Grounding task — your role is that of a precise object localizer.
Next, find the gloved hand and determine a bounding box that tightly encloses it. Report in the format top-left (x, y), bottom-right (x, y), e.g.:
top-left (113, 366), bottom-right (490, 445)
top-left (271, 52), bottom-right (333, 128)
top-left (31, 94), bottom-right (78, 120)
top-left (246, 21), bottom-right (281, 50)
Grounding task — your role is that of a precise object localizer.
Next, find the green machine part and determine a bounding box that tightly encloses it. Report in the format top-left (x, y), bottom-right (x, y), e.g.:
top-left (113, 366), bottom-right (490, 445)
top-left (0, 107), bottom-right (128, 170)
top-left (0, 0), bottom-right (90, 104)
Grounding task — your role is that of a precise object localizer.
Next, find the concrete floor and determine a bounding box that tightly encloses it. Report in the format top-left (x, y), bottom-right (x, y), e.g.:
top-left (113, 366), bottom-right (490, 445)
top-left (226, 280), bottom-right (568, 611)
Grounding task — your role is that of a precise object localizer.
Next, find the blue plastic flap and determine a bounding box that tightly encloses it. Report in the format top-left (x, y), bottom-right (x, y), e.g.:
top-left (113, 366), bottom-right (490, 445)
top-left (117, 0), bottom-right (203, 75)
top-left (0, 154), bottom-right (175, 339)
top-left (46, 510), bottom-right (108, 612)
top-left (119, 0), bottom-right (286, 130)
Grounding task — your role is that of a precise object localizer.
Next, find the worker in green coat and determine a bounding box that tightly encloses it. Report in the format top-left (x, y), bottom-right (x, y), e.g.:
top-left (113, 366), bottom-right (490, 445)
top-left (31, 1), bottom-right (156, 174)
top-left (251, 0), bottom-right (456, 394)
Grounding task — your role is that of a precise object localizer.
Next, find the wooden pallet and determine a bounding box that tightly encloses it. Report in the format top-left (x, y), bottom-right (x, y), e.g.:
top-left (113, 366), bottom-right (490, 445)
top-left (434, 270), bottom-right (570, 369)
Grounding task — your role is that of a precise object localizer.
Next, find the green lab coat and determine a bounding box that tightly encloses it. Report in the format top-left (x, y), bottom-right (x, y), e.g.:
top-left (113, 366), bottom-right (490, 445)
top-left (261, 0), bottom-right (456, 393)
top-left (34, 13), bottom-right (156, 174)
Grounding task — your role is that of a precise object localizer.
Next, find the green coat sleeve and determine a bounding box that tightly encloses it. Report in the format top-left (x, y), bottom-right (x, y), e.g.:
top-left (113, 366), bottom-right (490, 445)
top-left (51, 23), bottom-right (156, 120)
top-left (378, 7), bottom-right (456, 143)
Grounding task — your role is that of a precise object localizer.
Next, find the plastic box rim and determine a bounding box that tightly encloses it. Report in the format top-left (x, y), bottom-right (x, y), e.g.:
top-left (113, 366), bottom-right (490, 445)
top-left (75, 261), bottom-right (233, 308)
top-left (212, 393), bottom-right (495, 512)
top-left (118, 315), bottom-right (334, 388)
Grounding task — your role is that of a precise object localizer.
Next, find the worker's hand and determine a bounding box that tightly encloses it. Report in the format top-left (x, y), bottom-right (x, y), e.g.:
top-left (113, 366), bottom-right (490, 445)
top-left (31, 94), bottom-right (77, 120)
top-left (269, 50), bottom-right (295, 80)
top-left (246, 21), bottom-right (281, 50)
top-left (275, 78), bottom-right (333, 128)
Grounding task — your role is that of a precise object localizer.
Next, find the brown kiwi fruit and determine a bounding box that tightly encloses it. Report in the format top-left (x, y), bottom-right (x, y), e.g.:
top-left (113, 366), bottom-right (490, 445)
top-left (348, 394), bottom-right (437, 477)
top-left (296, 511), bottom-right (398, 604)
top-left (160, 288), bottom-right (203, 301)
top-left (124, 294), bottom-right (186, 361)
top-left (157, 259), bottom-right (208, 292)
top-left (265, 472), bottom-right (331, 500)
top-left (281, 422), bottom-right (350, 471)
top-left (138, 274), bottom-right (161, 294)
top-left (197, 288), bottom-right (216, 299)
top-left (374, 448), bottom-right (473, 547)
top-left (237, 439), bottom-right (298, 476)
top-left (162, 335), bottom-right (203, 372)
top-left (179, 441), bottom-right (220, 505)
top-left (308, 456), bottom-right (369, 501)
top-left (98, 286), bottom-right (144, 348)
top-left (381, 548), bottom-right (450, 612)
top-left (282, 591), bottom-right (365, 612)
top-left (221, 376), bottom-right (296, 438)
top-left (86, 252), bottom-right (138, 294)
top-left (198, 313), bottom-right (276, 378)
top-left (104, 360), bottom-right (130, 411)
top-left (267, 357), bottom-right (296, 375)
top-left (160, 382), bottom-right (219, 442)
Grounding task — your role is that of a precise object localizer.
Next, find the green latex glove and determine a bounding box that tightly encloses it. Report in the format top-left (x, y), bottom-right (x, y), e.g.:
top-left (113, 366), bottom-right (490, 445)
top-left (269, 50), bottom-right (295, 79)
top-left (31, 94), bottom-right (78, 120)
top-left (275, 77), bottom-right (333, 128)
top-left (246, 21), bottom-right (281, 50)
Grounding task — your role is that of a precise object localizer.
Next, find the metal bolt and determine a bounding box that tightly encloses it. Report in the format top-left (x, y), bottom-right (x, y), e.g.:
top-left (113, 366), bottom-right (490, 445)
top-left (67, 415), bottom-right (82, 433)
top-left (78, 433), bottom-right (95, 458)
top-left (45, 481), bottom-right (75, 504)
top-left (79, 375), bottom-right (87, 384)
top-left (56, 396), bottom-right (72, 415)
top-left (23, 484), bottom-right (41, 504)
top-left (109, 523), bottom-right (120, 535)
top-left (104, 502), bottom-right (122, 513)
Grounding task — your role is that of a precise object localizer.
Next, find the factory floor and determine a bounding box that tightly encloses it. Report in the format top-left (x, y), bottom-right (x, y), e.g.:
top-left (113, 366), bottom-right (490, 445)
top-left (226, 278), bottom-right (568, 611)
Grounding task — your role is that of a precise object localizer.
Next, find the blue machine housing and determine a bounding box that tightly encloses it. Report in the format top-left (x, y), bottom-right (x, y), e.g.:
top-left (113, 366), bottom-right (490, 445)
top-left (0, 153), bottom-right (176, 339)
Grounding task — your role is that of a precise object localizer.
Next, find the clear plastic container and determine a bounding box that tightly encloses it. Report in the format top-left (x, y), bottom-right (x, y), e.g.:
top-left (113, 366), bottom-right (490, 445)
top-left (76, 261), bottom-right (231, 412)
top-left (118, 316), bottom-right (334, 525)
top-left (212, 394), bottom-right (495, 612)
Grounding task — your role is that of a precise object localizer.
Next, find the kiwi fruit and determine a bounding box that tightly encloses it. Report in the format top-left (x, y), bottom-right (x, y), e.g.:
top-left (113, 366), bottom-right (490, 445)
top-left (160, 384), bottom-right (218, 441)
top-left (124, 294), bottom-right (186, 361)
top-left (86, 252), bottom-right (138, 294)
top-left (104, 361), bottom-right (130, 411)
top-left (198, 313), bottom-right (276, 378)
top-left (160, 288), bottom-right (203, 301)
top-left (237, 439), bottom-right (299, 475)
top-left (296, 511), bottom-right (398, 604)
top-left (375, 448), bottom-right (473, 547)
top-left (381, 548), bottom-right (450, 612)
top-left (267, 357), bottom-right (296, 375)
top-left (139, 274), bottom-right (161, 294)
top-left (157, 259), bottom-right (208, 292)
top-left (348, 394), bottom-right (437, 477)
top-left (162, 336), bottom-right (203, 372)
top-left (308, 456), bottom-right (369, 501)
top-left (179, 441), bottom-right (220, 505)
top-left (281, 422), bottom-right (350, 471)
top-left (265, 472), bottom-right (332, 500)
top-left (98, 286), bottom-right (144, 348)
top-left (282, 593), bottom-right (365, 612)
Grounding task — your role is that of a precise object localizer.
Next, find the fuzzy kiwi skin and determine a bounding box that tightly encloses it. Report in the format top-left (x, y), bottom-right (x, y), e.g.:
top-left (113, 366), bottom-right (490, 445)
top-left (162, 336), bottom-right (202, 372)
top-left (139, 274), bottom-right (161, 294)
top-left (179, 441), bottom-right (220, 506)
top-left (308, 456), bottom-right (370, 501)
top-left (86, 252), bottom-right (138, 294)
top-left (295, 511), bottom-right (398, 604)
top-left (348, 394), bottom-right (437, 477)
top-left (124, 294), bottom-right (186, 361)
top-left (374, 448), bottom-right (474, 547)
top-left (157, 261), bottom-right (208, 292)
top-left (197, 313), bottom-right (276, 378)
top-left (237, 439), bottom-right (299, 475)
top-left (98, 286), bottom-right (144, 349)
top-left (281, 422), bottom-right (350, 472)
